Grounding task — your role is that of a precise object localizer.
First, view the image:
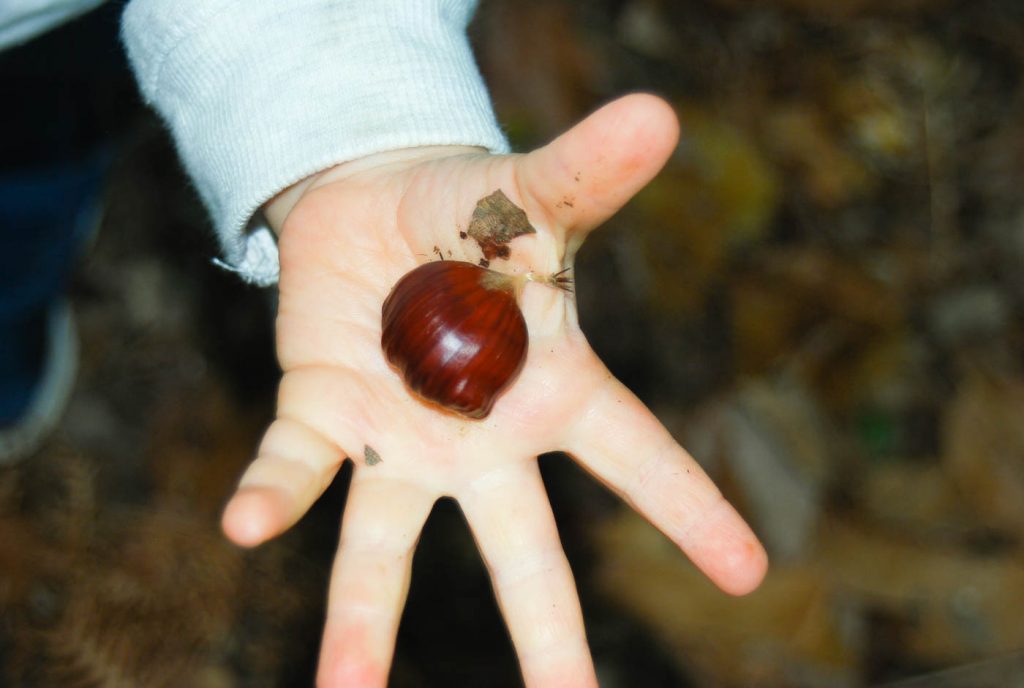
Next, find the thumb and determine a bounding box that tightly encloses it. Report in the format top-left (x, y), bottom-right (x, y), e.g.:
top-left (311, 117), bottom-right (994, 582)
top-left (515, 93), bottom-right (680, 249)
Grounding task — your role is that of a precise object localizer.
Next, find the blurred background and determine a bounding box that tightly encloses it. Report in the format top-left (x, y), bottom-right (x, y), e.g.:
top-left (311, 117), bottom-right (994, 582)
top-left (2, 0), bottom-right (1024, 685)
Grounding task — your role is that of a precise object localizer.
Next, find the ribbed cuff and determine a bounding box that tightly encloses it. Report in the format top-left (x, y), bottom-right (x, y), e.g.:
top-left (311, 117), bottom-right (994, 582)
top-left (122, 0), bottom-right (508, 286)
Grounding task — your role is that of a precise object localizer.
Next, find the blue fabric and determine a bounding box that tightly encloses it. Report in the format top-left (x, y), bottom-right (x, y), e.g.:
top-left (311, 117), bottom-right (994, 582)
top-left (0, 3), bottom-right (130, 426)
top-left (0, 150), bottom-right (107, 423)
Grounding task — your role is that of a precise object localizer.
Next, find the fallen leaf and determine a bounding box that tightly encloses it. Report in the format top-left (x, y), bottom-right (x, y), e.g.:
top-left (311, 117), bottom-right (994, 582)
top-left (466, 189), bottom-right (536, 261)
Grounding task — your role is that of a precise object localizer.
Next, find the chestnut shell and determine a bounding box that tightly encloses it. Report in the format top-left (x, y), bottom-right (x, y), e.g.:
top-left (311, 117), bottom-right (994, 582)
top-left (381, 261), bottom-right (528, 419)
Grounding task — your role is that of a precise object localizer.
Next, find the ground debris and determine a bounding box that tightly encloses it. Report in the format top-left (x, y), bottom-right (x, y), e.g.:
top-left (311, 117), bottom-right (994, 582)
top-left (466, 189), bottom-right (536, 261)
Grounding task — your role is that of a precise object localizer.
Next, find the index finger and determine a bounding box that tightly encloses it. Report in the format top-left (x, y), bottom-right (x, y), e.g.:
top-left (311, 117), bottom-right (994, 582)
top-left (564, 364), bottom-right (768, 595)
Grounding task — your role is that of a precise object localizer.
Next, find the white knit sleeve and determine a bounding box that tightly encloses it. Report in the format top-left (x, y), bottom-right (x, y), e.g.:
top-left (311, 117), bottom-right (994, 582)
top-left (121, 0), bottom-right (509, 286)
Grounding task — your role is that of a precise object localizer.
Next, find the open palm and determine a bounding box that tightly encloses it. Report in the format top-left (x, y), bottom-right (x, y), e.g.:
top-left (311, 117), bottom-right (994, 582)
top-left (221, 94), bottom-right (768, 687)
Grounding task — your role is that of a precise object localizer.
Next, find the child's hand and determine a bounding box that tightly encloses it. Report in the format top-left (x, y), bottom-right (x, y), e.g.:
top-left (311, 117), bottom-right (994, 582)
top-left (222, 94), bottom-right (768, 687)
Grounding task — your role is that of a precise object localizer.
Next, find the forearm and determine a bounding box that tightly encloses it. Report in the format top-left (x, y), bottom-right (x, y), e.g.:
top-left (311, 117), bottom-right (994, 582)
top-left (121, 0), bottom-right (508, 284)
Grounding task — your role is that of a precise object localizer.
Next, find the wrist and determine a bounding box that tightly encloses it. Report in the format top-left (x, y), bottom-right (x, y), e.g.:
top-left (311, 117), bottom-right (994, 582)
top-left (263, 145), bottom-right (486, 236)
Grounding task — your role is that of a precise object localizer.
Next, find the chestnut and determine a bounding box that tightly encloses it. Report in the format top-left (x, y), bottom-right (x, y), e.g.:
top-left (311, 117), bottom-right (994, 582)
top-left (381, 261), bottom-right (528, 419)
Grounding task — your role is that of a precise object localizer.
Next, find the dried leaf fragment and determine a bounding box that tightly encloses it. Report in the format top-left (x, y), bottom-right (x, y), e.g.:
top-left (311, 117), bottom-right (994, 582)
top-left (364, 445), bottom-right (382, 466)
top-left (466, 189), bottom-right (536, 261)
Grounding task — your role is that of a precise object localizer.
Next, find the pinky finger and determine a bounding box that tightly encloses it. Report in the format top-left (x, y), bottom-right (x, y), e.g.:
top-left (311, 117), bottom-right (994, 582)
top-left (222, 415), bottom-right (346, 547)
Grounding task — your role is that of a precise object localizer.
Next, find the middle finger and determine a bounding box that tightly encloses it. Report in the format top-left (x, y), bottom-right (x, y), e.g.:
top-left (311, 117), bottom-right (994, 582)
top-left (457, 461), bottom-right (598, 688)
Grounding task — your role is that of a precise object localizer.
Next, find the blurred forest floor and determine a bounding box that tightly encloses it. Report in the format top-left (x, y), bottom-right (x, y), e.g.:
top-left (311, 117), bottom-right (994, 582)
top-left (3, 0), bottom-right (1024, 686)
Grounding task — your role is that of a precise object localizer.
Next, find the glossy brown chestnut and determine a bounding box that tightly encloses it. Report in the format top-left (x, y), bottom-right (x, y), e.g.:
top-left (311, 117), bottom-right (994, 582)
top-left (381, 261), bottom-right (528, 419)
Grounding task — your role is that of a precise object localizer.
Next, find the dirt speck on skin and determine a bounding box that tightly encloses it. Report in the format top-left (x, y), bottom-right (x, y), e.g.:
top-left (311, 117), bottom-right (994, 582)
top-left (467, 189), bottom-right (536, 261)
top-left (364, 445), bottom-right (382, 466)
